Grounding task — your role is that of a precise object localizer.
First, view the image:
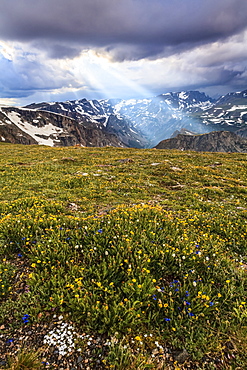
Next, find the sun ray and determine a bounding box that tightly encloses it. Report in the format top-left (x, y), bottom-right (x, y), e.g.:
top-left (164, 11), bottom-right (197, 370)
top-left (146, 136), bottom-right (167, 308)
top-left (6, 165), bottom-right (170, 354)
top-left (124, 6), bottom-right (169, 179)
top-left (71, 50), bottom-right (152, 100)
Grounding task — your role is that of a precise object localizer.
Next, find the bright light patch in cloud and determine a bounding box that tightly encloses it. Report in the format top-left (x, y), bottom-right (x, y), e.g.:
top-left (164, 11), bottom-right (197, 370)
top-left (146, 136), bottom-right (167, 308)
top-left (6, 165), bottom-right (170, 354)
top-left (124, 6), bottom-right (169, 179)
top-left (70, 50), bottom-right (152, 99)
top-left (0, 97), bottom-right (18, 106)
top-left (0, 42), bottom-right (15, 60)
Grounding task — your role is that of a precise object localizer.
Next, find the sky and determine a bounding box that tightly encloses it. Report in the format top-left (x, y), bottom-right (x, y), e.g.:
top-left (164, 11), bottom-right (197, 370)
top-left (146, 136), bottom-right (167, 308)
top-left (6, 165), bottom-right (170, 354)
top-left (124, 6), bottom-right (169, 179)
top-left (0, 0), bottom-right (247, 106)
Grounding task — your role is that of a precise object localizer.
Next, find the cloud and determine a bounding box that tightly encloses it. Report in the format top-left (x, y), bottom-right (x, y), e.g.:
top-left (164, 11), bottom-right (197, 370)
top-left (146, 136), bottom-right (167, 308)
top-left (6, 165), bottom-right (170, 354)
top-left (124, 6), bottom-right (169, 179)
top-left (0, 0), bottom-right (246, 60)
top-left (0, 42), bottom-right (82, 98)
top-left (114, 30), bottom-right (247, 96)
top-left (35, 43), bottom-right (82, 60)
top-left (0, 0), bottom-right (247, 103)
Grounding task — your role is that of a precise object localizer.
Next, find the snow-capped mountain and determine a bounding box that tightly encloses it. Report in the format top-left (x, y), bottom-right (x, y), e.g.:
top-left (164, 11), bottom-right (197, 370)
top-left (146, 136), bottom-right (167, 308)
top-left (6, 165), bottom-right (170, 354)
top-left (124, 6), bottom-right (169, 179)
top-left (26, 99), bottom-right (149, 148)
top-left (107, 91), bottom-right (215, 146)
top-left (158, 90), bottom-right (215, 112)
top-left (0, 89), bottom-right (247, 148)
top-left (199, 90), bottom-right (247, 129)
top-left (26, 91), bottom-right (215, 147)
top-left (0, 106), bottom-right (126, 147)
top-left (110, 90), bottom-right (247, 144)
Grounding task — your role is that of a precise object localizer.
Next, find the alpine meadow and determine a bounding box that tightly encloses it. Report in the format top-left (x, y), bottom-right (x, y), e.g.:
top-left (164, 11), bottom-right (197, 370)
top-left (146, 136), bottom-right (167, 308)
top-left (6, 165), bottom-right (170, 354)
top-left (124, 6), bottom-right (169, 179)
top-left (1, 0), bottom-right (247, 368)
top-left (0, 143), bottom-right (246, 369)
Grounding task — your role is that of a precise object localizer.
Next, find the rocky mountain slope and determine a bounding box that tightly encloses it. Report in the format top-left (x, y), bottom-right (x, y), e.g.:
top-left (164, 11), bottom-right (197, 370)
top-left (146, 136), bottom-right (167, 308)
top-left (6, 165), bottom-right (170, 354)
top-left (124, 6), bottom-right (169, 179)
top-left (155, 131), bottom-right (247, 152)
top-left (25, 99), bottom-right (149, 148)
top-left (0, 106), bottom-right (125, 147)
top-left (198, 90), bottom-right (247, 130)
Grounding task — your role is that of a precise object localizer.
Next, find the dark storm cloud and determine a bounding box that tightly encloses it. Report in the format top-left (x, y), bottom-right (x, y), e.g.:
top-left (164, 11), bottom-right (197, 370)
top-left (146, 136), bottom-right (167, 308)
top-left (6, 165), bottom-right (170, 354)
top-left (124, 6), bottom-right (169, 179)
top-left (34, 42), bottom-right (82, 59)
top-left (0, 0), bottom-right (246, 60)
top-left (50, 46), bottom-right (80, 60)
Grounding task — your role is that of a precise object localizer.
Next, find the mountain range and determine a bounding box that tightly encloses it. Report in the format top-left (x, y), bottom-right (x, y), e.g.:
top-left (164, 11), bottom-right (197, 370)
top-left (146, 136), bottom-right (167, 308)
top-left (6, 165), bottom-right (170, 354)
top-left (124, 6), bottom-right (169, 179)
top-left (0, 89), bottom-right (247, 150)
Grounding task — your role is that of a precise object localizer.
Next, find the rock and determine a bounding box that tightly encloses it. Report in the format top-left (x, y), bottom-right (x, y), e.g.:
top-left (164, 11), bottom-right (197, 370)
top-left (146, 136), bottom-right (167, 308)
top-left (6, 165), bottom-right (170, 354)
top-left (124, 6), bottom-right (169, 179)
top-left (68, 203), bottom-right (80, 211)
top-left (61, 157), bottom-right (76, 162)
top-left (173, 348), bottom-right (190, 363)
top-left (118, 158), bottom-right (134, 163)
top-left (77, 356), bottom-right (83, 363)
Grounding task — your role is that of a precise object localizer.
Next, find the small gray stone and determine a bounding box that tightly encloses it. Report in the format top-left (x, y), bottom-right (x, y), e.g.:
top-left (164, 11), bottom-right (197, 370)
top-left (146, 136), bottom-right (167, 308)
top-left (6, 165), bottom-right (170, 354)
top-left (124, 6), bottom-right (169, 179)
top-left (174, 348), bottom-right (190, 363)
top-left (77, 356), bottom-right (83, 363)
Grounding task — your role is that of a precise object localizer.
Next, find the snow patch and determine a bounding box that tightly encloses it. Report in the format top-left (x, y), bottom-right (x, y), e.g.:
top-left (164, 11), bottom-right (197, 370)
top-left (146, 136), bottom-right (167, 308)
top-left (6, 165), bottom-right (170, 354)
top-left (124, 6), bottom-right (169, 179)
top-left (228, 105), bottom-right (247, 112)
top-left (7, 111), bottom-right (63, 146)
top-left (59, 104), bottom-right (67, 111)
top-left (179, 92), bottom-right (188, 100)
top-left (122, 99), bottom-right (137, 106)
top-left (89, 100), bottom-right (100, 112)
top-left (209, 118), bottom-right (222, 123)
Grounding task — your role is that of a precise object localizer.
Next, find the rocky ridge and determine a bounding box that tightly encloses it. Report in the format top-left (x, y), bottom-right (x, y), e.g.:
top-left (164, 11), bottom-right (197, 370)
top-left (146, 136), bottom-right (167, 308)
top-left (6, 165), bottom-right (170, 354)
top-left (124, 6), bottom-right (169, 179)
top-left (155, 130), bottom-right (247, 152)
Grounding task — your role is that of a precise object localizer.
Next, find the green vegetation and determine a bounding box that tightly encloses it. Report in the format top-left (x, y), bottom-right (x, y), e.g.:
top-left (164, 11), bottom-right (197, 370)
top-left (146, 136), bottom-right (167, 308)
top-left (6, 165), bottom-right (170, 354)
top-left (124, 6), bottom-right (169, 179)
top-left (0, 143), bottom-right (247, 369)
top-left (5, 348), bottom-right (43, 370)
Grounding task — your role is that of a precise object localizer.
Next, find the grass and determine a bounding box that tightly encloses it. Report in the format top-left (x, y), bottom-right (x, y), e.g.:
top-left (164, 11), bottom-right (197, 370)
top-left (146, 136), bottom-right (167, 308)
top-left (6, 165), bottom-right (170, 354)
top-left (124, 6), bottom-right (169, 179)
top-left (4, 349), bottom-right (42, 370)
top-left (0, 143), bottom-right (247, 369)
